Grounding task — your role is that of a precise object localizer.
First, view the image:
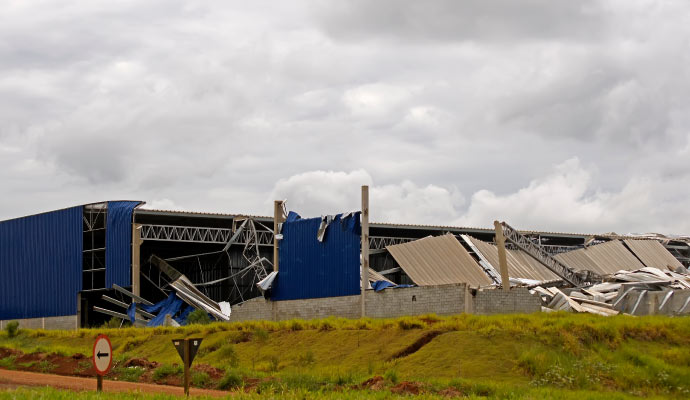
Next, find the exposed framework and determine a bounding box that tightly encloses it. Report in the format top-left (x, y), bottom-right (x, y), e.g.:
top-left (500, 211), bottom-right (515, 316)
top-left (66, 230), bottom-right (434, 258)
top-left (140, 223), bottom-right (274, 246)
top-left (139, 218), bottom-right (272, 305)
top-left (499, 221), bottom-right (592, 286)
top-left (82, 203), bottom-right (107, 291)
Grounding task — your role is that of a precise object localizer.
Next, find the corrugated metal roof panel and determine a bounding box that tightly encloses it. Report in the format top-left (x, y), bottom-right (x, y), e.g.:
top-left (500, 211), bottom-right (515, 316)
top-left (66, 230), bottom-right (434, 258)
top-left (273, 213), bottom-right (361, 301)
top-left (368, 269), bottom-right (393, 284)
top-left (386, 234), bottom-right (492, 287)
top-left (466, 237), bottom-right (560, 281)
top-left (623, 239), bottom-right (684, 271)
top-left (0, 206), bottom-right (82, 319)
top-left (554, 240), bottom-right (645, 275)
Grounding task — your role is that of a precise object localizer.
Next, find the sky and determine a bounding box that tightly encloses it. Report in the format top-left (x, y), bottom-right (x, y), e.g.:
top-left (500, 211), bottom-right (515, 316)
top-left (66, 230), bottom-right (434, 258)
top-left (1, 0), bottom-right (689, 234)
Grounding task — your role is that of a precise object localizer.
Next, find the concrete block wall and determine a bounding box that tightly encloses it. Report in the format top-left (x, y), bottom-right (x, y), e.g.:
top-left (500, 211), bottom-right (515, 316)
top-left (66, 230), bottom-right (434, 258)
top-left (365, 284), bottom-right (466, 318)
top-left (0, 315), bottom-right (78, 330)
top-left (230, 284), bottom-right (541, 322)
top-left (473, 288), bottom-right (541, 315)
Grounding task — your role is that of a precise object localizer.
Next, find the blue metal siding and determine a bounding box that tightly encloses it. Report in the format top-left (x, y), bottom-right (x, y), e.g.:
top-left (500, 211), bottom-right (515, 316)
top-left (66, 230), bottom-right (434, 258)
top-left (105, 201), bottom-right (139, 288)
top-left (273, 213), bottom-right (361, 301)
top-left (0, 207), bottom-right (83, 319)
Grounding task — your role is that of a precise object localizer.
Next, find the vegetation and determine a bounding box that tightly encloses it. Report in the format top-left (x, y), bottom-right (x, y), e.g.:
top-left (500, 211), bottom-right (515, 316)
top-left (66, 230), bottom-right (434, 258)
top-left (115, 365), bottom-right (146, 382)
top-left (186, 309), bottom-right (211, 325)
top-left (191, 371), bottom-right (210, 387)
top-left (152, 364), bottom-right (183, 382)
top-left (4, 321), bottom-right (19, 338)
top-left (0, 313), bottom-right (689, 397)
top-left (0, 356), bottom-right (16, 369)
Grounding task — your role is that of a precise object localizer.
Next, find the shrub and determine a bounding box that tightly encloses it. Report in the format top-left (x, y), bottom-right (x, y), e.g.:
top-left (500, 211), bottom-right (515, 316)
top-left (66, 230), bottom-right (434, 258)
top-left (116, 366), bottom-right (146, 382)
top-left (37, 360), bottom-right (56, 373)
top-left (397, 317), bottom-right (424, 330)
top-left (5, 321), bottom-right (19, 338)
top-left (384, 368), bottom-right (399, 384)
top-left (217, 344), bottom-right (239, 368)
top-left (297, 350), bottom-right (315, 367)
top-left (268, 355), bottom-right (280, 372)
top-left (217, 370), bottom-right (243, 390)
top-left (192, 371), bottom-right (210, 387)
top-left (152, 364), bottom-right (183, 381)
top-left (186, 309), bottom-right (211, 325)
top-left (0, 356), bottom-right (17, 369)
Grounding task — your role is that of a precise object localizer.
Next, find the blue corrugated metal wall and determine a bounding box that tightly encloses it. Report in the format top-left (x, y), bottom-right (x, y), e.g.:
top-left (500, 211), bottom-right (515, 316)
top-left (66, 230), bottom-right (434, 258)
top-left (0, 207), bottom-right (83, 319)
top-left (105, 201), bottom-right (139, 288)
top-left (272, 212), bottom-right (361, 301)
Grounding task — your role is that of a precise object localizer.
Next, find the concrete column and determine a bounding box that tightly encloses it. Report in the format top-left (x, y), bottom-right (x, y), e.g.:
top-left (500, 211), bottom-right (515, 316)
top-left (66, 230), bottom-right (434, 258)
top-left (131, 223), bottom-right (142, 297)
top-left (273, 200), bottom-right (284, 272)
top-left (494, 221), bottom-right (510, 292)
top-left (361, 185), bottom-right (369, 318)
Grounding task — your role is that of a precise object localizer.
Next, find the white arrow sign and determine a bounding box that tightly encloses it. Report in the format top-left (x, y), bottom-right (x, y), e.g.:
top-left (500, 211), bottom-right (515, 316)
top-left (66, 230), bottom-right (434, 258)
top-left (92, 335), bottom-right (113, 375)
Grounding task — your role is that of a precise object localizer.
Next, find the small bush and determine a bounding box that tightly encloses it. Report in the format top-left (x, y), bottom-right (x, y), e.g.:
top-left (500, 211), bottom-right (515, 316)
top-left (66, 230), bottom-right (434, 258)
top-left (0, 356), bottom-right (17, 369)
top-left (186, 309), bottom-right (211, 325)
top-left (397, 317), bottom-right (424, 330)
top-left (116, 366), bottom-right (146, 382)
top-left (37, 360), bottom-right (56, 373)
top-left (152, 364), bottom-right (183, 381)
top-left (74, 360), bottom-right (92, 374)
top-left (384, 368), bottom-right (399, 384)
top-left (101, 317), bottom-right (128, 329)
top-left (217, 370), bottom-right (243, 390)
top-left (192, 371), bottom-right (210, 387)
top-left (297, 350), bottom-right (315, 367)
top-left (5, 321), bottom-right (19, 338)
top-left (268, 355), bottom-right (280, 372)
top-left (253, 328), bottom-right (269, 343)
top-left (217, 344), bottom-right (239, 368)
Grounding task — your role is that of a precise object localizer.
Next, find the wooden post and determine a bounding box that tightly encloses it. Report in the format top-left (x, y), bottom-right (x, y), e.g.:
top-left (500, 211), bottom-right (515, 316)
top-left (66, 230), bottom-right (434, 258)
top-left (273, 200), bottom-right (283, 272)
top-left (494, 221), bottom-right (510, 292)
top-left (96, 375), bottom-right (103, 392)
top-left (361, 186), bottom-right (369, 318)
top-left (131, 223), bottom-right (142, 297)
top-left (183, 339), bottom-right (190, 396)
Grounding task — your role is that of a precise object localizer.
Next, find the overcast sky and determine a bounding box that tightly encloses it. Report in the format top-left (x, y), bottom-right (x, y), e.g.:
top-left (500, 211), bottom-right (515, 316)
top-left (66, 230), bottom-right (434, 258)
top-left (1, 0), bottom-right (689, 234)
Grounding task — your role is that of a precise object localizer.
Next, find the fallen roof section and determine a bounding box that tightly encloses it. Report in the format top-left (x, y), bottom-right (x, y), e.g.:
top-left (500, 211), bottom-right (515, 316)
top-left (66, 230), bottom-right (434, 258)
top-left (623, 239), bottom-right (684, 271)
top-left (386, 234), bottom-right (493, 287)
top-left (555, 240), bottom-right (645, 276)
top-left (466, 236), bottom-right (560, 282)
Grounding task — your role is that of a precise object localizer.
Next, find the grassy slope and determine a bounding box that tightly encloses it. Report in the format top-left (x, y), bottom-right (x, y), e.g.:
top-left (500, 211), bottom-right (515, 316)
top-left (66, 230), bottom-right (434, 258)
top-left (1, 313), bottom-right (689, 398)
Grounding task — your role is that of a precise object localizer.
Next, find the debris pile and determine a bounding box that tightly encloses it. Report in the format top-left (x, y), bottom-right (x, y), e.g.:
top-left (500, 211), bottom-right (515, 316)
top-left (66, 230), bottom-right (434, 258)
top-left (533, 267), bottom-right (690, 316)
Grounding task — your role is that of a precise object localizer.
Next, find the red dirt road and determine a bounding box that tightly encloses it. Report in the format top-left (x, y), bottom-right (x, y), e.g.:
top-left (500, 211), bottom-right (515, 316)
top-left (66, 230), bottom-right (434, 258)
top-left (0, 369), bottom-right (230, 397)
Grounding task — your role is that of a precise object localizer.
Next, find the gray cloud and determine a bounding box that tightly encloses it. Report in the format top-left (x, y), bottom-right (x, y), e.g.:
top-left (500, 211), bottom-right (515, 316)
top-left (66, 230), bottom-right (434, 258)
top-left (1, 1), bottom-right (689, 235)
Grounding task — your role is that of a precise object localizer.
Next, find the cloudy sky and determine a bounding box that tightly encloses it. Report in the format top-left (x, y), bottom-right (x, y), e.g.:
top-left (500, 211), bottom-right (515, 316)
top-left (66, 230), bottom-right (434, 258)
top-left (1, 0), bottom-right (689, 234)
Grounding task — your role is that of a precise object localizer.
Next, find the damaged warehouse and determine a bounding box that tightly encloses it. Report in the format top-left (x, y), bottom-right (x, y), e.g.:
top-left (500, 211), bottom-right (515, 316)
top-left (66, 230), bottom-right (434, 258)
top-left (1, 190), bottom-right (690, 330)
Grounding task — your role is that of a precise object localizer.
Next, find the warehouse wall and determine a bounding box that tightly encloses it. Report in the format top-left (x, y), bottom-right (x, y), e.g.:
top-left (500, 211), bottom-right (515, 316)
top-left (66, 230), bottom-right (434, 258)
top-left (230, 284), bottom-right (539, 322)
top-left (0, 206), bottom-right (83, 320)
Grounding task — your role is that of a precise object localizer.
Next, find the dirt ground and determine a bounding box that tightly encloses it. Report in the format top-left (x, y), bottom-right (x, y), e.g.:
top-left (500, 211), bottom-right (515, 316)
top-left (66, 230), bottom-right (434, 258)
top-left (0, 369), bottom-right (229, 397)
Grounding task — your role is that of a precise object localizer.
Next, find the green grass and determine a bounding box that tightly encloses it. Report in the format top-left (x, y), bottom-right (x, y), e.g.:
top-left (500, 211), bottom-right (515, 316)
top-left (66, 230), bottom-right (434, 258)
top-left (0, 313), bottom-right (689, 397)
top-left (114, 365), bottom-right (146, 382)
top-left (152, 364), bottom-right (183, 382)
top-left (0, 356), bottom-right (16, 370)
top-left (0, 385), bottom-right (679, 399)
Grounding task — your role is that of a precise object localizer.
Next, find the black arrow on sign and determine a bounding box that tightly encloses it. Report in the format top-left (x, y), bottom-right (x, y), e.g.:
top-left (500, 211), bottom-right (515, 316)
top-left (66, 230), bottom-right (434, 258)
top-left (97, 351), bottom-right (109, 359)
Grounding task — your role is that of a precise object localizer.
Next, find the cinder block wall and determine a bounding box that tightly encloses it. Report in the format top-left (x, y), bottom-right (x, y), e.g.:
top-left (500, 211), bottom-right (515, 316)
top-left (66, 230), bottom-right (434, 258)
top-left (0, 315), bottom-right (78, 330)
top-left (231, 284), bottom-right (539, 322)
top-left (365, 284), bottom-right (466, 318)
top-left (462, 287), bottom-right (540, 315)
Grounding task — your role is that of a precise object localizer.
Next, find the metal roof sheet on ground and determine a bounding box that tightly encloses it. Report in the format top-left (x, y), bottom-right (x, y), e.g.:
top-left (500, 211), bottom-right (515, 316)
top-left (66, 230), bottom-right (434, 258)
top-left (386, 234), bottom-right (493, 287)
top-left (466, 236), bottom-right (560, 281)
top-left (623, 239), bottom-right (684, 271)
top-left (554, 240), bottom-right (645, 276)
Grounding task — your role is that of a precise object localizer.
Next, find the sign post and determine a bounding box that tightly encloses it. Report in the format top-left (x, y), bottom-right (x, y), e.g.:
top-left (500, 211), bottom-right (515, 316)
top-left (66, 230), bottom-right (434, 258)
top-left (92, 334), bottom-right (113, 392)
top-left (172, 338), bottom-right (203, 396)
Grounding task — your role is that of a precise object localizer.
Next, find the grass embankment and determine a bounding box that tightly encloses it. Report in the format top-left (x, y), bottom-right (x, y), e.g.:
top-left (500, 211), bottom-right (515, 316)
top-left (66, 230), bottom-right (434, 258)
top-left (1, 313), bottom-right (689, 398)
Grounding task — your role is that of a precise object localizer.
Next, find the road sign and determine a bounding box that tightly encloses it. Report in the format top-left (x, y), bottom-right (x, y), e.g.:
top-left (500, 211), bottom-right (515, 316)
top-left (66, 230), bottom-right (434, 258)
top-left (92, 335), bottom-right (113, 375)
top-left (172, 338), bottom-right (203, 396)
top-left (172, 338), bottom-right (203, 364)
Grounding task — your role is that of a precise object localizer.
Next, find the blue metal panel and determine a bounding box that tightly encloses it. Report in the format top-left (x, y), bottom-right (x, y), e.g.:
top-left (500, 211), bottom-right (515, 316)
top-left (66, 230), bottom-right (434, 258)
top-left (273, 212), bottom-right (361, 301)
top-left (105, 201), bottom-right (139, 288)
top-left (0, 207), bottom-right (83, 319)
